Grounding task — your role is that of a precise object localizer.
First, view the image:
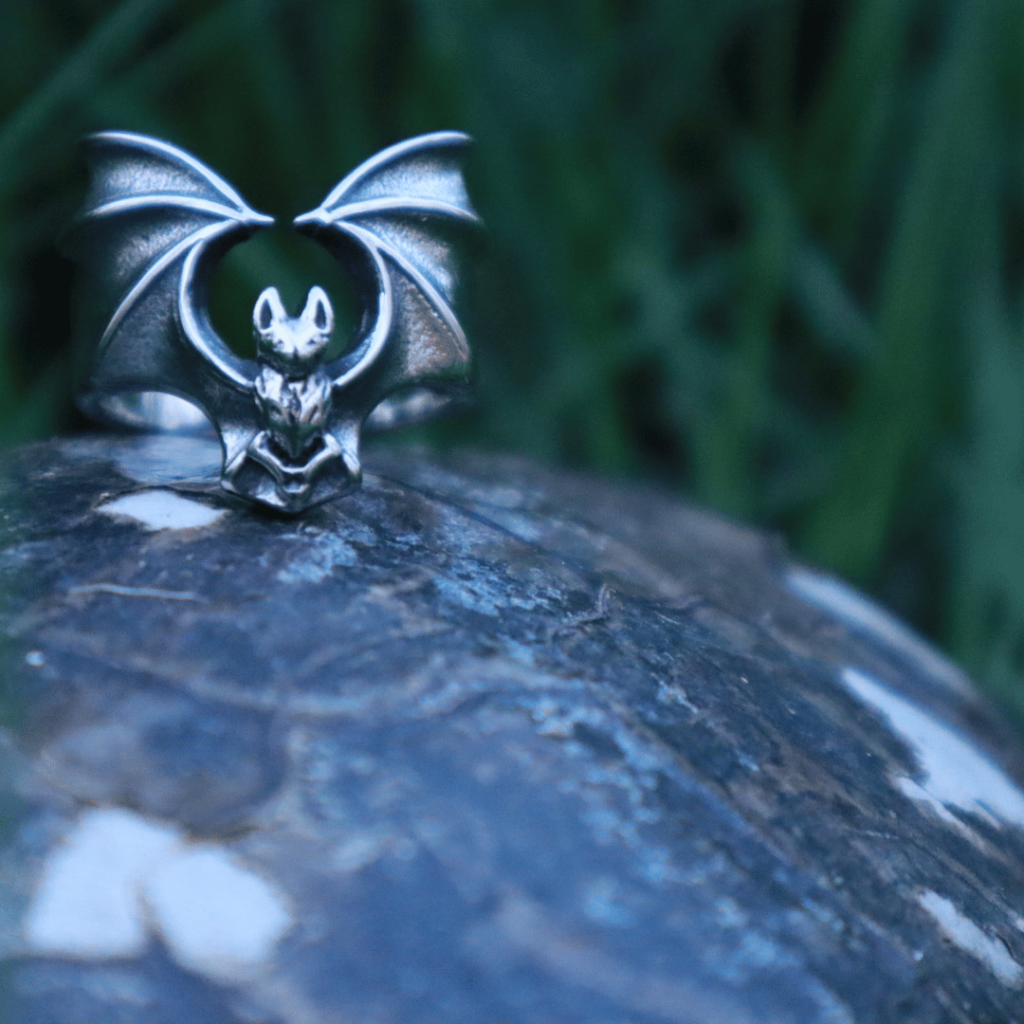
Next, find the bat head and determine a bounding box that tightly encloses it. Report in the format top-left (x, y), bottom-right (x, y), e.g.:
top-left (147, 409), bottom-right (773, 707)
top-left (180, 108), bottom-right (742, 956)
top-left (253, 286), bottom-right (335, 376)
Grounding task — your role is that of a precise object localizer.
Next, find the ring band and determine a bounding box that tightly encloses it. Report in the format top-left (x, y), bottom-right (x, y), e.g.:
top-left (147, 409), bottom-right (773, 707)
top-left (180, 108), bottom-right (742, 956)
top-left (77, 386), bottom-right (473, 435)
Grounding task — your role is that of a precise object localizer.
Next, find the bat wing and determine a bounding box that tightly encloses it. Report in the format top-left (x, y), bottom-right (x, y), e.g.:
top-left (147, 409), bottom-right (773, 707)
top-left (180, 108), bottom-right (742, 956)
top-left (64, 131), bottom-right (273, 449)
top-left (293, 131), bottom-right (481, 426)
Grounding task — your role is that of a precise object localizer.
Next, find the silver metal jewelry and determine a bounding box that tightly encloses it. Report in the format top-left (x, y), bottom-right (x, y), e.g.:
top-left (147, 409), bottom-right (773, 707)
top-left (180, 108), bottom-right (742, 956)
top-left (66, 130), bottom-right (480, 513)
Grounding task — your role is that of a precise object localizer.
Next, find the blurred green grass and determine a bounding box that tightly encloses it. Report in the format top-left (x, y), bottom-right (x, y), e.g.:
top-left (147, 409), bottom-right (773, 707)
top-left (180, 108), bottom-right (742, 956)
top-left (2, 0), bottom-right (1024, 714)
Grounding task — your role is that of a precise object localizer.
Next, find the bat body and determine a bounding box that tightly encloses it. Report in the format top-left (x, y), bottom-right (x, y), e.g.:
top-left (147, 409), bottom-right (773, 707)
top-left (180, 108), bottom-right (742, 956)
top-left (66, 131), bottom-right (480, 512)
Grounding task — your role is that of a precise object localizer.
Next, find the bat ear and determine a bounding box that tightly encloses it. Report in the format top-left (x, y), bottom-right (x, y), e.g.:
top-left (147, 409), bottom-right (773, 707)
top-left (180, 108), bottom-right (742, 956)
top-left (302, 285), bottom-right (334, 336)
top-left (253, 286), bottom-right (288, 337)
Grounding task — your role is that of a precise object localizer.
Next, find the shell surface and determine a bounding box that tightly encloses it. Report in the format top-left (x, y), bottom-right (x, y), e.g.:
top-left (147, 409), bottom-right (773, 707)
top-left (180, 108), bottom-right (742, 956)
top-left (2, 435), bottom-right (1024, 1023)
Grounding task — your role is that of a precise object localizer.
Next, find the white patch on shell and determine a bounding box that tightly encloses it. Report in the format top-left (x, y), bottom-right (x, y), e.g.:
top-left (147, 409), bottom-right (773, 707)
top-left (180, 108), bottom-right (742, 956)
top-left (842, 667), bottom-right (1024, 828)
top-left (22, 808), bottom-right (179, 958)
top-left (144, 846), bottom-right (293, 982)
top-left (917, 890), bottom-right (1022, 985)
top-left (895, 778), bottom-right (963, 830)
top-left (22, 807), bottom-right (292, 980)
top-left (788, 567), bottom-right (971, 695)
top-left (98, 490), bottom-right (224, 531)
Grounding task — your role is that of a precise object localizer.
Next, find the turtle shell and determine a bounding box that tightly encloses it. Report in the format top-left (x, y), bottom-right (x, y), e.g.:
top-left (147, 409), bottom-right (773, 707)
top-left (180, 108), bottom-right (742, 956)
top-left (2, 434), bottom-right (1024, 1023)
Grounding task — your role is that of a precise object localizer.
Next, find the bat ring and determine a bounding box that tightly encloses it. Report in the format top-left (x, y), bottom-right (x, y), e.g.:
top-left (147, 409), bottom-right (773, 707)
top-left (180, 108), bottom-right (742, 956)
top-left (65, 131), bottom-right (481, 514)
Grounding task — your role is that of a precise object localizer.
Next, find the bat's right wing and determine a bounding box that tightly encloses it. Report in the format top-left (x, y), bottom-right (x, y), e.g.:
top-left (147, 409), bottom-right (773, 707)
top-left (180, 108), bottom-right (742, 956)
top-left (294, 131), bottom-right (481, 430)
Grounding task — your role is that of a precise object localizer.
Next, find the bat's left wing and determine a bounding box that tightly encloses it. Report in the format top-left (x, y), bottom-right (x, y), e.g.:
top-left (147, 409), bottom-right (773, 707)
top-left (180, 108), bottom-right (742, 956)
top-left (294, 131), bottom-right (481, 432)
top-left (64, 131), bottom-right (273, 453)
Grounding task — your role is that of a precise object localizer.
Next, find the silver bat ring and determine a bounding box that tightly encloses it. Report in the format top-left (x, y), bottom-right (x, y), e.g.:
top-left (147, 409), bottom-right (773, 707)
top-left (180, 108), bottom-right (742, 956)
top-left (65, 131), bottom-right (481, 513)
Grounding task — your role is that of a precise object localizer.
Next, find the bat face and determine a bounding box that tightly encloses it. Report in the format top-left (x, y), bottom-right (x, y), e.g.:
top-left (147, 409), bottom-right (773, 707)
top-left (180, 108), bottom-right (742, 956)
top-left (254, 286), bottom-right (334, 376)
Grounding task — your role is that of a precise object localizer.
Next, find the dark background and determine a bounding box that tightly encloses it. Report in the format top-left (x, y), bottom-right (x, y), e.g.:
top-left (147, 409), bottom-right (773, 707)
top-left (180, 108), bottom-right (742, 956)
top-left (2, 0), bottom-right (1023, 717)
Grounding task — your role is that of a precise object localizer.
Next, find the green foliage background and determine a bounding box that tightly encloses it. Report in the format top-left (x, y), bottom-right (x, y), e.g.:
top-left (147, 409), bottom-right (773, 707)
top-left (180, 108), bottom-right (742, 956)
top-left (2, 0), bottom-right (1024, 713)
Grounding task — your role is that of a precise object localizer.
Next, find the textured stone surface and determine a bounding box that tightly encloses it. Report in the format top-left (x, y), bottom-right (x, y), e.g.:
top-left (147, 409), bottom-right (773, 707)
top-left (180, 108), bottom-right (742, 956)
top-left (2, 434), bottom-right (1024, 1023)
